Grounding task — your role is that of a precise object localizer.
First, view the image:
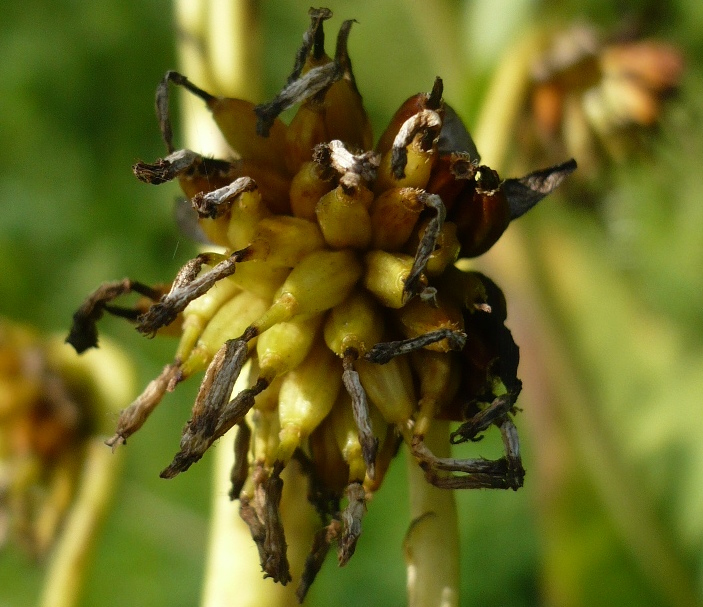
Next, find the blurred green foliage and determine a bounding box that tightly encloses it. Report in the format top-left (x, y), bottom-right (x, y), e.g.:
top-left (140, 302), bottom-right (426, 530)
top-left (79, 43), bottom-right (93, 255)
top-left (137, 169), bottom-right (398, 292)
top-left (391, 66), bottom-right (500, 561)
top-left (1, 1), bottom-right (702, 606)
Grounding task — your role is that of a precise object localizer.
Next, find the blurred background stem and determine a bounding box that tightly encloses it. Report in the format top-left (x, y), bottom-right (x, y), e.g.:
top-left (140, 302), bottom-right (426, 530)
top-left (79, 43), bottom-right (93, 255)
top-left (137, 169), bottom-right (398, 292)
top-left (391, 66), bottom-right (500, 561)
top-left (39, 440), bottom-right (124, 607)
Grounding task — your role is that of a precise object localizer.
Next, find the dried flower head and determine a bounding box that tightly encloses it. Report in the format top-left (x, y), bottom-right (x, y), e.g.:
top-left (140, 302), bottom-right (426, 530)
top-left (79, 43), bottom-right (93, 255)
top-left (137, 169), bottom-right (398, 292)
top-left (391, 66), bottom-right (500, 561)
top-left (67, 8), bottom-right (574, 599)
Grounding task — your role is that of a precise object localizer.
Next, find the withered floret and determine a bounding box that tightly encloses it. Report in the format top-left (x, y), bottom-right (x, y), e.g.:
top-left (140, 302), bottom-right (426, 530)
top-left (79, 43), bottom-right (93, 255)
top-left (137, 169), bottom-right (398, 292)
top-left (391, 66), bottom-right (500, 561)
top-left (67, 8), bottom-right (575, 601)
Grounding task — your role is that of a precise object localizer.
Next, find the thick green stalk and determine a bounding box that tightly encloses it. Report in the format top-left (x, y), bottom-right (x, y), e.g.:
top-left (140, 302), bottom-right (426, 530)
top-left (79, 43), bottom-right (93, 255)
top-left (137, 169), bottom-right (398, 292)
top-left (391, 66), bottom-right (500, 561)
top-left (405, 421), bottom-right (460, 607)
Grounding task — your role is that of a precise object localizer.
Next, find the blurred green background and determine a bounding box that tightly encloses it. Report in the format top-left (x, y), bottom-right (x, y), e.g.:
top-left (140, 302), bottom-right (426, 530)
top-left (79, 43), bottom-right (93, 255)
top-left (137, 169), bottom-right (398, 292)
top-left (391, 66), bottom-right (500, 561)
top-left (1, 0), bottom-right (702, 605)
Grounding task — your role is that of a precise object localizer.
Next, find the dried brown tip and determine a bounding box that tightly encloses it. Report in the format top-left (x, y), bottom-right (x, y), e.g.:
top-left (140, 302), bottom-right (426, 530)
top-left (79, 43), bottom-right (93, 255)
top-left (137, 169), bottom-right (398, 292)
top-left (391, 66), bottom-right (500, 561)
top-left (391, 109), bottom-right (443, 180)
top-left (160, 342), bottom-right (258, 478)
top-left (364, 329), bottom-right (466, 365)
top-left (449, 393), bottom-right (514, 444)
top-left (230, 419), bottom-right (252, 500)
top-left (191, 176), bottom-right (258, 219)
top-left (297, 520), bottom-right (341, 603)
top-left (404, 192), bottom-right (446, 300)
top-left (314, 140), bottom-right (379, 183)
top-left (288, 7), bottom-right (334, 83)
top-left (67, 279), bottom-right (165, 353)
top-left (255, 61), bottom-right (342, 137)
top-left (342, 351), bottom-right (378, 479)
top-left (410, 414), bottom-right (525, 490)
top-left (155, 71), bottom-right (217, 153)
top-left (240, 465), bottom-right (292, 584)
top-left (137, 249), bottom-right (252, 335)
top-left (105, 361), bottom-right (182, 449)
top-left (338, 481), bottom-right (366, 566)
top-left (133, 149), bottom-right (202, 185)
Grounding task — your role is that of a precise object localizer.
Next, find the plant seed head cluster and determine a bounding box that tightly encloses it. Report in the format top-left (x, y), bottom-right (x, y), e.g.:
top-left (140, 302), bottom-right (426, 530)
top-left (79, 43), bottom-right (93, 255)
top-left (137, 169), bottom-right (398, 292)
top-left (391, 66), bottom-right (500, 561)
top-left (67, 8), bottom-right (575, 598)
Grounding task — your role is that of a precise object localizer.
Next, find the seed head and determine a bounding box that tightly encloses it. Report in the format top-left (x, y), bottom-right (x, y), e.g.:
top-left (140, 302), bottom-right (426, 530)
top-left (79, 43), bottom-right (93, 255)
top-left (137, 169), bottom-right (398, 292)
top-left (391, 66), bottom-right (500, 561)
top-left (67, 8), bottom-right (575, 599)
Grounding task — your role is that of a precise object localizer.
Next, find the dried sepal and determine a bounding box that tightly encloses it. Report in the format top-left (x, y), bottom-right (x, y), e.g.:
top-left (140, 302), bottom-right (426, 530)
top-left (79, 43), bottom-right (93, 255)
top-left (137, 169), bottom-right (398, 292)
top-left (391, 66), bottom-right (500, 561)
top-left (504, 158), bottom-right (577, 219)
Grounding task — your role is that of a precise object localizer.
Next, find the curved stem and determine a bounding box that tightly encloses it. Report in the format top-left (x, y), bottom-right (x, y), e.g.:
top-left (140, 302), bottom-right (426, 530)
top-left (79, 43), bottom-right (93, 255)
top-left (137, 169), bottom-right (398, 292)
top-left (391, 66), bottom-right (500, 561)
top-left (405, 420), bottom-right (460, 607)
top-left (39, 440), bottom-right (124, 607)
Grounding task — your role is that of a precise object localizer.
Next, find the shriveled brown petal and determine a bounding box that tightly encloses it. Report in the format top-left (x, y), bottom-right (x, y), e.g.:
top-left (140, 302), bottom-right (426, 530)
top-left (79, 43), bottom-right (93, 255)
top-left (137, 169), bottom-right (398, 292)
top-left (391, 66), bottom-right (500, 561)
top-left (297, 519), bottom-right (341, 603)
top-left (160, 340), bottom-right (257, 478)
top-left (255, 62), bottom-right (342, 137)
top-left (411, 431), bottom-right (524, 490)
top-left (191, 177), bottom-right (257, 219)
top-left (314, 140), bottom-right (379, 183)
top-left (137, 249), bottom-right (252, 335)
top-left (229, 419), bottom-right (252, 500)
top-left (390, 109), bottom-right (443, 180)
top-left (288, 8), bottom-right (333, 84)
top-left (132, 149), bottom-right (202, 185)
top-left (449, 394), bottom-right (514, 444)
top-left (105, 361), bottom-right (182, 449)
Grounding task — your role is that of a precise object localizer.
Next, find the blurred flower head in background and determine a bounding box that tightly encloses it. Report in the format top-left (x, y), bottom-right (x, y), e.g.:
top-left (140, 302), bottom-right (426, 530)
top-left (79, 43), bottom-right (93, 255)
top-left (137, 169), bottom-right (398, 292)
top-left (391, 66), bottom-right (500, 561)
top-left (0, 318), bottom-right (131, 558)
top-left (522, 23), bottom-right (683, 177)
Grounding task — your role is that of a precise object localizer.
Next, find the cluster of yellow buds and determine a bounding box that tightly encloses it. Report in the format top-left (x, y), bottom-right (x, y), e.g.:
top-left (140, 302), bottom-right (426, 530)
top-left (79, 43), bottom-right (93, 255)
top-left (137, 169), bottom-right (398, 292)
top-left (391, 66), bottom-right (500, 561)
top-left (0, 318), bottom-right (128, 559)
top-left (67, 8), bottom-right (574, 598)
top-left (526, 23), bottom-right (683, 171)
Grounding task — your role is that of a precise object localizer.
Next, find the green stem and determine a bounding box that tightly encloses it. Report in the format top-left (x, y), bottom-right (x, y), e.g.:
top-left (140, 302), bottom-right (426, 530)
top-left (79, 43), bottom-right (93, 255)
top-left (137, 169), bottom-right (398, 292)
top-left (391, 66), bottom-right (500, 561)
top-left (39, 439), bottom-right (123, 607)
top-left (405, 421), bottom-right (460, 607)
